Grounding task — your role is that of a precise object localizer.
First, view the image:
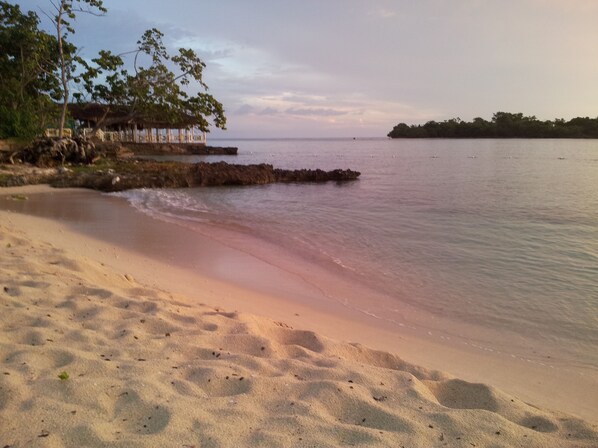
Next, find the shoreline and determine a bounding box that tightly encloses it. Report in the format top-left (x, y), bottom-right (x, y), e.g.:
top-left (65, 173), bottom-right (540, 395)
top-left (0, 186), bottom-right (597, 439)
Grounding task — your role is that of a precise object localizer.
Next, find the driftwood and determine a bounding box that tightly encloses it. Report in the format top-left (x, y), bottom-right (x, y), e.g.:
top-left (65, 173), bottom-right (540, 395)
top-left (2, 137), bottom-right (98, 167)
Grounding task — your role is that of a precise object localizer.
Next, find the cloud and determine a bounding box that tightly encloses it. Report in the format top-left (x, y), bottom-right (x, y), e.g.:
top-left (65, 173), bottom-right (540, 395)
top-left (368, 8), bottom-right (397, 19)
top-left (285, 108), bottom-right (348, 117)
top-left (235, 104), bottom-right (254, 115)
top-left (258, 107), bottom-right (279, 115)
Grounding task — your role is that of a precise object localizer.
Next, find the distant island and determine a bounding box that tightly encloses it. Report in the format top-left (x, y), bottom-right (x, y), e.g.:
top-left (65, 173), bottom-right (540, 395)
top-left (388, 112), bottom-right (598, 138)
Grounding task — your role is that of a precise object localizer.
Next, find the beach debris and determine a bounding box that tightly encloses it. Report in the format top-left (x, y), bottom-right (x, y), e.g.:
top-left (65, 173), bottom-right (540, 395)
top-left (373, 395), bottom-right (387, 402)
top-left (8, 194), bottom-right (28, 201)
top-left (58, 371), bottom-right (69, 381)
top-left (38, 430), bottom-right (50, 438)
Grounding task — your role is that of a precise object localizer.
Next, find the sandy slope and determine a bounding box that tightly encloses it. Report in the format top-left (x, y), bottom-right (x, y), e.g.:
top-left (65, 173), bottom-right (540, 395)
top-left (1, 207), bottom-right (597, 447)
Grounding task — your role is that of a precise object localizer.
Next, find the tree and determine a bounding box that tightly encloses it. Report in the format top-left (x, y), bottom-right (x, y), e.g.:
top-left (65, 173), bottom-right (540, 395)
top-left (0, 1), bottom-right (60, 139)
top-left (45, 0), bottom-right (106, 137)
top-left (387, 113), bottom-right (598, 139)
top-left (76, 28), bottom-right (226, 133)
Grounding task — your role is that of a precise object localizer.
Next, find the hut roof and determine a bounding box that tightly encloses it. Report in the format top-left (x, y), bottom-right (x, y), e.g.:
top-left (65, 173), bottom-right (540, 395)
top-left (68, 103), bottom-right (198, 129)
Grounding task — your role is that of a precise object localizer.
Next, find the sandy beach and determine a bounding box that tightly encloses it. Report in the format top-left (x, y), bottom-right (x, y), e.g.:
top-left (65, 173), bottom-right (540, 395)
top-left (1, 186), bottom-right (597, 447)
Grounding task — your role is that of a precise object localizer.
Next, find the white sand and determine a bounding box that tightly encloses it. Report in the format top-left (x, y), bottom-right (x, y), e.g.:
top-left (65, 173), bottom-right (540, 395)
top-left (1, 188), bottom-right (597, 447)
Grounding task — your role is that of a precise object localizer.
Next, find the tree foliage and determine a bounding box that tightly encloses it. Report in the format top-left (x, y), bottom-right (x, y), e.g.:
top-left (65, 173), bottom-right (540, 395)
top-left (0, 1), bottom-right (60, 139)
top-left (76, 28), bottom-right (226, 132)
top-left (0, 2), bottom-right (226, 141)
top-left (388, 112), bottom-right (598, 139)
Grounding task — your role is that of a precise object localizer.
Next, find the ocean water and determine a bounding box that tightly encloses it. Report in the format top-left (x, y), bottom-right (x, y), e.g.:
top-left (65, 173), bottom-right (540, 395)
top-left (116, 138), bottom-right (598, 371)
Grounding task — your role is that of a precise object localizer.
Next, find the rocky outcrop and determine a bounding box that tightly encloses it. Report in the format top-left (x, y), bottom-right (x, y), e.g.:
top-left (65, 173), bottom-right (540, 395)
top-left (274, 168), bottom-right (362, 183)
top-left (191, 162), bottom-right (276, 186)
top-left (1, 146), bottom-right (360, 191)
top-left (191, 163), bottom-right (362, 186)
top-left (47, 161), bottom-right (360, 191)
top-left (122, 143), bottom-right (238, 155)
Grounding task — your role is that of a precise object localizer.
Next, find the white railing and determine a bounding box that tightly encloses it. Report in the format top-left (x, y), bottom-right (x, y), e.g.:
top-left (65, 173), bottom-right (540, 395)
top-left (79, 127), bottom-right (206, 144)
top-left (45, 128), bottom-right (73, 138)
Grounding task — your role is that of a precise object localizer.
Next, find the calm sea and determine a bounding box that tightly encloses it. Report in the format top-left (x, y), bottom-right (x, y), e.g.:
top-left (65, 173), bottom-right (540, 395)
top-left (116, 138), bottom-right (598, 371)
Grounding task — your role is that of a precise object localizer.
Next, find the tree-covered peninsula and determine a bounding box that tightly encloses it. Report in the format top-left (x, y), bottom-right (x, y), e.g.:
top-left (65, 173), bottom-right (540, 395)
top-left (388, 112), bottom-right (598, 139)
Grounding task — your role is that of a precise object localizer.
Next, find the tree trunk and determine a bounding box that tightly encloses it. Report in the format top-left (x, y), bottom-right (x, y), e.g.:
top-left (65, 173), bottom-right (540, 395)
top-left (57, 2), bottom-right (68, 139)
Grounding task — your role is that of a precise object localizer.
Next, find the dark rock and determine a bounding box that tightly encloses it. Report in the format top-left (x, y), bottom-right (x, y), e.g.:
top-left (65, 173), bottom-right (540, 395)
top-left (191, 162), bottom-right (276, 186)
top-left (3, 137), bottom-right (98, 167)
top-left (196, 146), bottom-right (238, 155)
top-left (122, 143), bottom-right (237, 156)
top-left (274, 167), bottom-right (361, 183)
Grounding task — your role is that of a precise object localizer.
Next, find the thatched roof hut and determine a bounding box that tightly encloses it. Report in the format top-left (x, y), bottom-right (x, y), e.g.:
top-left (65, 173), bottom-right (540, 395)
top-left (67, 103), bottom-right (206, 144)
